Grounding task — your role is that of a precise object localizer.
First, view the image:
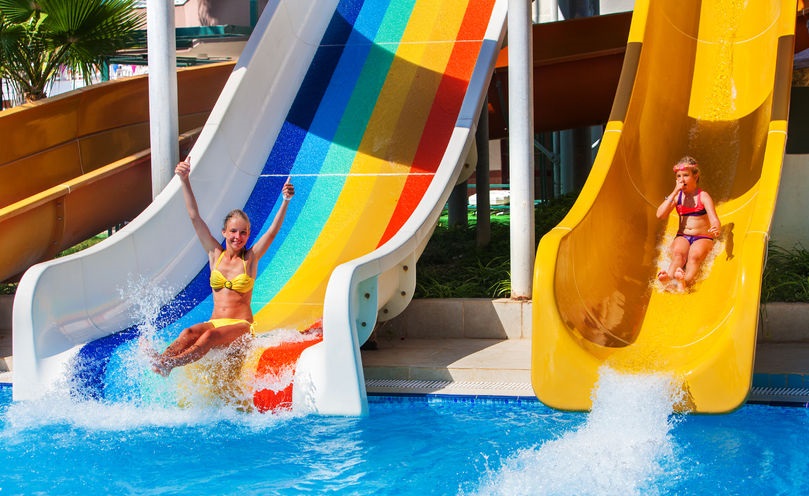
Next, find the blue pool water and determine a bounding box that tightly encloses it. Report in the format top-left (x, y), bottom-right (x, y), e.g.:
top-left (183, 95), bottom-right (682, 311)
top-left (2, 372), bottom-right (809, 495)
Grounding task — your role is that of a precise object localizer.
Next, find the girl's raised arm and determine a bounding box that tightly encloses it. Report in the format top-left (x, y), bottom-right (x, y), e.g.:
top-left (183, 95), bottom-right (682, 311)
top-left (176, 158), bottom-right (220, 255)
top-left (251, 177), bottom-right (295, 260)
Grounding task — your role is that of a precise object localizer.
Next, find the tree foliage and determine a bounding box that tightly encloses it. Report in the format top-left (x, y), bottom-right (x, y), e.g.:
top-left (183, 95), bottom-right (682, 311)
top-left (0, 0), bottom-right (144, 103)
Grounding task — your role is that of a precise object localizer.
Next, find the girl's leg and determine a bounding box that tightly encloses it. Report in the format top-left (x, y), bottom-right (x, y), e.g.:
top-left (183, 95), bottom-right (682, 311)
top-left (659, 237), bottom-right (690, 283)
top-left (683, 238), bottom-right (714, 286)
top-left (152, 322), bottom-right (251, 376)
top-left (159, 322), bottom-right (212, 357)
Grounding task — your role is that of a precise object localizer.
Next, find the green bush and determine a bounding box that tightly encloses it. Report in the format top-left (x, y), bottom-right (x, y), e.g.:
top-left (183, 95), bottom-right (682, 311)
top-left (414, 194), bottom-right (576, 298)
top-left (761, 243), bottom-right (809, 303)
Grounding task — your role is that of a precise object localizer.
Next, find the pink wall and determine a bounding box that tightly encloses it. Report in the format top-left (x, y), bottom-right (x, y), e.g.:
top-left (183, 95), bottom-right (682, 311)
top-left (137, 0), bottom-right (271, 28)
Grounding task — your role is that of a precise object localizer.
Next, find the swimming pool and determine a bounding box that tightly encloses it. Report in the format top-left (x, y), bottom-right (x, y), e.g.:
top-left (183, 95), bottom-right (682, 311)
top-left (2, 372), bottom-right (809, 495)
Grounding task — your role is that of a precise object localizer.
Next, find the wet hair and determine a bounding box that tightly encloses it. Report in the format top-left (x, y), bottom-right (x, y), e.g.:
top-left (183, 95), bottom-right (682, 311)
top-left (222, 209), bottom-right (250, 231)
top-left (673, 156), bottom-right (700, 175)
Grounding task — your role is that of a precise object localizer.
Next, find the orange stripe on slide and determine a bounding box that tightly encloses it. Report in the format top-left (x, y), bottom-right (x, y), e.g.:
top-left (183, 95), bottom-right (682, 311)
top-left (379, 0), bottom-right (495, 245)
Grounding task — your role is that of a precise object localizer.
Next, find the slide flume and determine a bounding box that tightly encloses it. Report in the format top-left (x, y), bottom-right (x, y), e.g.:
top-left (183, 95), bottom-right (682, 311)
top-left (0, 62), bottom-right (233, 282)
top-left (532, 0), bottom-right (795, 413)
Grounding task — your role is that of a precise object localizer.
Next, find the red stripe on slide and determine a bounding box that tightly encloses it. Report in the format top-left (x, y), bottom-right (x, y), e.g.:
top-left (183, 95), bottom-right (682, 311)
top-left (378, 0), bottom-right (495, 245)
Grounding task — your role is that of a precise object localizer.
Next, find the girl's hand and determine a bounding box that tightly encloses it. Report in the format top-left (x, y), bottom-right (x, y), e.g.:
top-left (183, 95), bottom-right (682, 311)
top-left (282, 176), bottom-right (295, 201)
top-left (708, 225), bottom-right (720, 237)
top-left (669, 181), bottom-right (683, 199)
top-left (175, 158), bottom-right (191, 180)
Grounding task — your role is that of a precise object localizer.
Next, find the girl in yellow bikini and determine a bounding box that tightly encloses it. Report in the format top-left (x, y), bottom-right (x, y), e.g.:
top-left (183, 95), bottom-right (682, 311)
top-left (148, 157), bottom-right (294, 376)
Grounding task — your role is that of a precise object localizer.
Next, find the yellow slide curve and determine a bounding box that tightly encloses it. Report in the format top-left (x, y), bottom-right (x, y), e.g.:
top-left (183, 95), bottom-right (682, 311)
top-left (532, 0), bottom-right (795, 413)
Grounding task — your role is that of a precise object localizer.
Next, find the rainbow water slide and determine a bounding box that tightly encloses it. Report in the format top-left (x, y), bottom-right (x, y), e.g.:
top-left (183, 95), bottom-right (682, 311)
top-left (532, 0), bottom-right (795, 413)
top-left (13, 0), bottom-right (506, 415)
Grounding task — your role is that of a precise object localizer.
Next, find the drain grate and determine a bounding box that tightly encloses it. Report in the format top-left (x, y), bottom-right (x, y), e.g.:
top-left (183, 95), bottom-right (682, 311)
top-left (366, 379), bottom-right (452, 389)
top-left (366, 383), bottom-right (809, 405)
top-left (749, 386), bottom-right (809, 405)
top-left (751, 386), bottom-right (809, 397)
top-left (365, 379), bottom-right (534, 396)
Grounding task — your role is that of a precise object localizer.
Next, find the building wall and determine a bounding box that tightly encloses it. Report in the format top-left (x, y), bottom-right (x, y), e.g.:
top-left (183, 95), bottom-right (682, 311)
top-left (772, 154), bottom-right (809, 249)
top-left (138, 0), bottom-right (270, 28)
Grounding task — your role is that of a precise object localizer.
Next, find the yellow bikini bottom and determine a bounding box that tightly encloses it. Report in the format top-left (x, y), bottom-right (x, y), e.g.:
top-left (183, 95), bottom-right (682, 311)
top-left (208, 318), bottom-right (256, 335)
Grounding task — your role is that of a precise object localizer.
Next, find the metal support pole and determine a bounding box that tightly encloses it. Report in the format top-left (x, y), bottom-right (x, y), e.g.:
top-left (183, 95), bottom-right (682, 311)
top-left (508, 0), bottom-right (535, 299)
top-left (539, 0), bottom-right (561, 201)
top-left (534, 0), bottom-right (559, 22)
top-left (100, 59), bottom-right (110, 82)
top-left (447, 182), bottom-right (469, 228)
top-left (476, 96), bottom-right (491, 248)
top-left (147, 0), bottom-right (179, 199)
top-left (249, 0), bottom-right (259, 27)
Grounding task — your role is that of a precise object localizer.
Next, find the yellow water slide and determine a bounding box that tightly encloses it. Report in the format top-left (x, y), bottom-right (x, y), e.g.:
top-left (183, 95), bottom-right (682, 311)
top-left (532, 0), bottom-right (795, 413)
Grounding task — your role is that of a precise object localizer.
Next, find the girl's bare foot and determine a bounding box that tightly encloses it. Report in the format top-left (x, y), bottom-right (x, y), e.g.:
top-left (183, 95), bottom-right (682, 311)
top-left (152, 363), bottom-right (171, 377)
top-left (139, 339), bottom-right (160, 362)
top-left (140, 340), bottom-right (172, 376)
top-left (657, 270), bottom-right (671, 283)
top-left (146, 354), bottom-right (171, 376)
top-left (674, 267), bottom-right (685, 281)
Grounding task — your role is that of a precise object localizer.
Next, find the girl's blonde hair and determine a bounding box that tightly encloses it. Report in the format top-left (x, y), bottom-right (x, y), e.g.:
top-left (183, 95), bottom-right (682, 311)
top-left (673, 156), bottom-right (700, 175)
top-left (222, 209), bottom-right (250, 231)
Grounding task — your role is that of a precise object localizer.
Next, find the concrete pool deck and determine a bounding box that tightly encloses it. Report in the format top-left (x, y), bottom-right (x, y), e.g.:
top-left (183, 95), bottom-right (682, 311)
top-left (2, 298), bottom-right (809, 404)
top-left (361, 300), bottom-right (809, 403)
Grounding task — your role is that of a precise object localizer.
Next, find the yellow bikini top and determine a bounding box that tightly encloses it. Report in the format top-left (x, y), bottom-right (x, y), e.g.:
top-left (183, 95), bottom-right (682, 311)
top-left (210, 251), bottom-right (254, 293)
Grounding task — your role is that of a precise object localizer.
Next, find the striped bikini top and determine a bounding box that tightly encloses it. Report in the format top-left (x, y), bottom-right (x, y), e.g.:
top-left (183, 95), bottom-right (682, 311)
top-left (675, 189), bottom-right (707, 217)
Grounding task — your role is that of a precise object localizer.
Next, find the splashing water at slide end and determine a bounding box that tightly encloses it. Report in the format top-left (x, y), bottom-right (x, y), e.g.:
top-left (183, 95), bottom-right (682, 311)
top-left (474, 369), bottom-right (685, 496)
top-left (76, 278), bottom-right (323, 414)
top-left (135, 327), bottom-right (322, 414)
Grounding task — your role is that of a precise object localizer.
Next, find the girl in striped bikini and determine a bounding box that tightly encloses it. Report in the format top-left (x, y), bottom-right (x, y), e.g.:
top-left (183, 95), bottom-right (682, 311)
top-left (656, 156), bottom-right (721, 289)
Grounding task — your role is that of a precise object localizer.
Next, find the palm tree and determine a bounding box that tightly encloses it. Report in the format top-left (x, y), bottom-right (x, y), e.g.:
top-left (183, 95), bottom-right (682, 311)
top-left (0, 0), bottom-right (144, 103)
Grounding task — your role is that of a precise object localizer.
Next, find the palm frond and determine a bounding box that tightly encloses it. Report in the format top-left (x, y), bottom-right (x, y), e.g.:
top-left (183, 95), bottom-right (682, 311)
top-left (0, 0), bottom-right (40, 24)
top-left (0, 0), bottom-right (143, 101)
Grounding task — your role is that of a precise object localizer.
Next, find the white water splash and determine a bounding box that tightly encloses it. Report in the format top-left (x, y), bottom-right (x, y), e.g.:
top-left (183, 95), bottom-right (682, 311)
top-left (474, 367), bottom-right (684, 496)
top-left (2, 280), bottom-right (327, 432)
top-left (4, 332), bottom-right (315, 432)
top-left (118, 275), bottom-right (176, 351)
top-left (1, 391), bottom-right (297, 436)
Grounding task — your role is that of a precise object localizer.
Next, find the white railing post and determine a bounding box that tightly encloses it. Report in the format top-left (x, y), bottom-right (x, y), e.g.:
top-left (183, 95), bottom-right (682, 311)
top-left (508, 0), bottom-right (535, 299)
top-left (147, 0), bottom-right (179, 198)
